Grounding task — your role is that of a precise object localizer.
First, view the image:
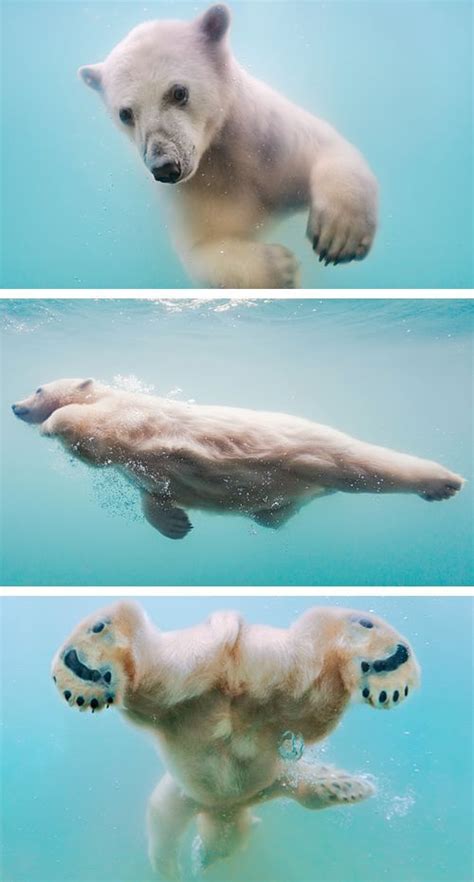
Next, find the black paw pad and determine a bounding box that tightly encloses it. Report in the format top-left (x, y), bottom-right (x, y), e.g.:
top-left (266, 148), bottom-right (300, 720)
top-left (361, 661), bottom-right (370, 673)
top-left (104, 671), bottom-right (112, 684)
top-left (106, 694), bottom-right (114, 705)
top-left (362, 688), bottom-right (370, 699)
top-left (76, 696), bottom-right (84, 706)
top-left (373, 644), bottom-right (409, 674)
top-left (379, 691), bottom-right (387, 704)
top-left (393, 690), bottom-right (399, 702)
top-left (404, 686), bottom-right (409, 697)
top-left (90, 699), bottom-right (99, 711)
top-left (64, 690), bottom-right (71, 701)
top-left (64, 648), bottom-right (102, 683)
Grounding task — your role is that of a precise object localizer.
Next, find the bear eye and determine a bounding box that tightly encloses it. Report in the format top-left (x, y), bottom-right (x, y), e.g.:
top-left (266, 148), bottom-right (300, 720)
top-left (350, 615), bottom-right (375, 629)
top-left (171, 85), bottom-right (189, 106)
top-left (119, 107), bottom-right (134, 125)
top-left (36, 387), bottom-right (43, 394)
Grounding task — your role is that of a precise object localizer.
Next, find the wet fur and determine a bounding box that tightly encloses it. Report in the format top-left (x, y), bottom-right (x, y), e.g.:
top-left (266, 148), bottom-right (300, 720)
top-left (52, 601), bottom-right (420, 879)
top-left (12, 378), bottom-right (464, 540)
top-left (78, 5), bottom-right (379, 288)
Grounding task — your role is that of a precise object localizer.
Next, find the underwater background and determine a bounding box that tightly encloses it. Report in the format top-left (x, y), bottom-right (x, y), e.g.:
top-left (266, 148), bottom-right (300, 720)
top-left (0, 594), bottom-right (473, 882)
top-left (1, 298), bottom-right (473, 587)
top-left (1, 0), bottom-right (473, 289)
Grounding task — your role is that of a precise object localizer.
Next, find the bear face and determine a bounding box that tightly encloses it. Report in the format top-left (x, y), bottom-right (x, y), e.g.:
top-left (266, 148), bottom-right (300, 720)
top-left (11, 378), bottom-right (97, 424)
top-left (79, 5), bottom-right (233, 185)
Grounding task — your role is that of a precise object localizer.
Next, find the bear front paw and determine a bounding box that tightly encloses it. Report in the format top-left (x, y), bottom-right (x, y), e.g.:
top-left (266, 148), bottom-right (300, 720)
top-left (417, 471), bottom-right (464, 502)
top-left (51, 613), bottom-right (133, 712)
top-left (359, 643), bottom-right (419, 710)
top-left (339, 612), bottom-right (420, 710)
top-left (308, 159), bottom-right (377, 266)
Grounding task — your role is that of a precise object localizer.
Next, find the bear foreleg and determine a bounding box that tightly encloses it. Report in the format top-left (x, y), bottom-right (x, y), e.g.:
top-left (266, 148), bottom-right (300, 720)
top-left (186, 239), bottom-right (300, 289)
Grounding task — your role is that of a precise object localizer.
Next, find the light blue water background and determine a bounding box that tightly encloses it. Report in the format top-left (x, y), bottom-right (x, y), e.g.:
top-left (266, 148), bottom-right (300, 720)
top-left (1, 1), bottom-right (473, 288)
top-left (1, 298), bottom-right (473, 586)
top-left (0, 595), bottom-right (473, 881)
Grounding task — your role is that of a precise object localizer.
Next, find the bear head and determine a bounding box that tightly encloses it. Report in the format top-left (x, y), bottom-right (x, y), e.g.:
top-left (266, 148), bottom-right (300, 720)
top-left (79, 5), bottom-right (233, 184)
top-left (12, 378), bottom-right (99, 424)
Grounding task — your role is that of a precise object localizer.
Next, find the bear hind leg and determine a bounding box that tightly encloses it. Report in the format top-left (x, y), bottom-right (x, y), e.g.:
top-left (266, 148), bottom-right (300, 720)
top-left (193, 807), bottom-right (256, 872)
top-left (147, 773), bottom-right (198, 882)
top-left (262, 761), bottom-right (376, 810)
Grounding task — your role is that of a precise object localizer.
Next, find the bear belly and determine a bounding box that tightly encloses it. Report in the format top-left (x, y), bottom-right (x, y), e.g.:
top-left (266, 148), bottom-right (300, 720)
top-left (155, 696), bottom-right (281, 807)
top-left (128, 454), bottom-right (326, 514)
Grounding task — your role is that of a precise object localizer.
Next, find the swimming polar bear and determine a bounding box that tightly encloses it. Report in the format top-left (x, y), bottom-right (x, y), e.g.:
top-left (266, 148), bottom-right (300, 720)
top-left (78, 4), bottom-right (378, 288)
top-left (12, 378), bottom-right (464, 539)
top-left (52, 601), bottom-right (420, 879)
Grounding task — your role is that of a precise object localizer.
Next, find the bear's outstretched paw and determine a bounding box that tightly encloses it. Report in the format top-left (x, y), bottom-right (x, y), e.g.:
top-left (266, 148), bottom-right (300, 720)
top-left (418, 472), bottom-right (464, 502)
top-left (52, 617), bottom-right (130, 712)
top-left (359, 643), bottom-right (419, 709)
top-left (307, 170), bottom-right (377, 267)
top-left (265, 244), bottom-right (300, 288)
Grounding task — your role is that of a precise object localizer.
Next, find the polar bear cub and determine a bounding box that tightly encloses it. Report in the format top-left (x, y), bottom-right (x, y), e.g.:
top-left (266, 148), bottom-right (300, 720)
top-left (52, 601), bottom-right (420, 879)
top-left (78, 5), bottom-right (378, 288)
top-left (12, 378), bottom-right (464, 539)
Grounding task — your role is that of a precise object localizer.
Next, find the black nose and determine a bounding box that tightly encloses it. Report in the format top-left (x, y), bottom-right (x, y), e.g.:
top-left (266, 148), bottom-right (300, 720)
top-left (12, 404), bottom-right (28, 417)
top-left (151, 160), bottom-right (181, 183)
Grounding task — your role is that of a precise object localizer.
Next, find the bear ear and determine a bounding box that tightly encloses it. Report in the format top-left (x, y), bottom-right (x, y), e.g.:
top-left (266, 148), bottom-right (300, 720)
top-left (78, 64), bottom-right (103, 91)
top-left (198, 4), bottom-right (231, 43)
top-left (78, 378), bottom-right (94, 389)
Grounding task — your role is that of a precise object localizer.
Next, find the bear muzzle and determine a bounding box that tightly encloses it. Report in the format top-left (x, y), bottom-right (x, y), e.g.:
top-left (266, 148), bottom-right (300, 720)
top-left (151, 158), bottom-right (182, 184)
top-left (12, 403), bottom-right (30, 419)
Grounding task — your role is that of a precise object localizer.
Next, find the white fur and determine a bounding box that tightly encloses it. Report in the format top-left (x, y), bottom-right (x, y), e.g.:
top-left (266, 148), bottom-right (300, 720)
top-left (52, 602), bottom-right (420, 879)
top-left (12, 378), bottom-right (464, 540)
top-left (78, 4), bottom-right (379, 287)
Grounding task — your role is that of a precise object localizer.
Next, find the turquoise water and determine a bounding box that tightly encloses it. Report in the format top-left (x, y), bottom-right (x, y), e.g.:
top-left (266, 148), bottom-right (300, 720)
top-left (1, 595), bottom-right (473, 882)
top-left (1, 298), bottom-right (473, 587)
top-left (1, 1), bottom-right (473, 289)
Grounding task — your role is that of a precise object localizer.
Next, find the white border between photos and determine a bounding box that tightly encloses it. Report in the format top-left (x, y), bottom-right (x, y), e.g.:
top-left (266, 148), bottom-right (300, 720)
top-left (0, 587), bottom-right (473, 597)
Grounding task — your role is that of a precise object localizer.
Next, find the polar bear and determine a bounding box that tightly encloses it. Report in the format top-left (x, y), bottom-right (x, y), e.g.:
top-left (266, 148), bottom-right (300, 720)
top-left (78, 4), bottom-right (378, 288)
top-left (12, 378), bottom-right (464, 539)
top-left (52, 601), bottom-right (420, 879)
